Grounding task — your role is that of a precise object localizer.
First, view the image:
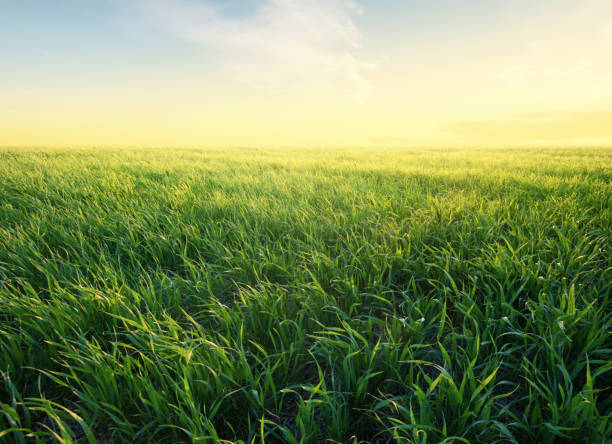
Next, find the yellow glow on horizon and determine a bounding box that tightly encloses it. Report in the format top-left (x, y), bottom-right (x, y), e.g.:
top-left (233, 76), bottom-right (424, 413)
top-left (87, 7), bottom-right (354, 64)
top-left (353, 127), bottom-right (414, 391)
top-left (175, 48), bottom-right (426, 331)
top-left (3, 79), bottom-right (611, 148)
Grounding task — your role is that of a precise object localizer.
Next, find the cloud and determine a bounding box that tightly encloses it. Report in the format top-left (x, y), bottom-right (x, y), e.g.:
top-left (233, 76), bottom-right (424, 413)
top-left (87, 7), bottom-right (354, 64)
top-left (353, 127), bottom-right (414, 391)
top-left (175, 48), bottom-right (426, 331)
top-left (447, 110), bottom-right (612, 145)
top-left (500, 0), bottom-right (612, 87)
top-left (126, 0), bottom-right (374, 101)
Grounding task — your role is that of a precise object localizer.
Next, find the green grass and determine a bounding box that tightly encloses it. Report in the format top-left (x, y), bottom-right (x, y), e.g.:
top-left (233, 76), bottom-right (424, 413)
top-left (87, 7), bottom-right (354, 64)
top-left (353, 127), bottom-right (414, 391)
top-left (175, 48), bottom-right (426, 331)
top-left (0, 147), bottom-right (610, 443)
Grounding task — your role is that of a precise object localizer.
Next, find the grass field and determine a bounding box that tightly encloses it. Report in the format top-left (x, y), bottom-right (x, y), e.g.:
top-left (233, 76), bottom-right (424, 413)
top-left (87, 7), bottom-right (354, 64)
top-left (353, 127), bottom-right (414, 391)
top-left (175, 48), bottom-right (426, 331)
top-left (0, 147), bottom-right (610, 443)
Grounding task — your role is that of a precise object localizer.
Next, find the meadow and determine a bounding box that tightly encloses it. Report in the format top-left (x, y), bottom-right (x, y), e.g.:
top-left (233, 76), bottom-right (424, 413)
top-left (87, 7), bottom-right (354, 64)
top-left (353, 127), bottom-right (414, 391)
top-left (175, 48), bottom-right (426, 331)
top-left (0, 147), bottom-right (610, 443)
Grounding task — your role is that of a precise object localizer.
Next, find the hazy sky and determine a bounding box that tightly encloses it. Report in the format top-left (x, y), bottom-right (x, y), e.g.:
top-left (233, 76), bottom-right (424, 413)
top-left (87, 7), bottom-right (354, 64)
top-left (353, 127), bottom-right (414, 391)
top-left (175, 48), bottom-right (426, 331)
top-left (2, 0), bottom-right (612, 147)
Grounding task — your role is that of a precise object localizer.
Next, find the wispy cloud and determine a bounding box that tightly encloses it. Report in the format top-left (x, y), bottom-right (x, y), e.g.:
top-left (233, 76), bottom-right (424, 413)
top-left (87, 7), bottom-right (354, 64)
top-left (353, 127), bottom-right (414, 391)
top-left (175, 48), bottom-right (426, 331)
top-left (496, 0), bottom-right (612, 90)
top-left (125, 0), bottom-right (374, 101)
top-left (448, 110), bottom-right (612, 146)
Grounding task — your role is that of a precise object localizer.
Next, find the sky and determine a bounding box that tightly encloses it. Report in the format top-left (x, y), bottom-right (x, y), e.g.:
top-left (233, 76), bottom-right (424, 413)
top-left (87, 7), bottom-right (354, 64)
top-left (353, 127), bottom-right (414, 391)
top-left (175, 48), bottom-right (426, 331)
top-left (1, 0), bottom-right (612, 148)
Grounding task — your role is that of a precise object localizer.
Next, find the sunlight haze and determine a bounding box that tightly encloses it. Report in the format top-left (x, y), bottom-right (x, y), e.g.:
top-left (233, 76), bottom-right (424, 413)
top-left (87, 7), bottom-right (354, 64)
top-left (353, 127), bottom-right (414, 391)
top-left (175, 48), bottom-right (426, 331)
top-left (2, 0), bottom-right (612, 147)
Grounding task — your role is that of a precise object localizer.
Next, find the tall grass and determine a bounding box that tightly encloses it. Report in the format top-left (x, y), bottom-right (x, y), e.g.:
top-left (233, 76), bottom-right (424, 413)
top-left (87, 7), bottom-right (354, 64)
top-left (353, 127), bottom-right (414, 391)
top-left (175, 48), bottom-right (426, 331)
top-left (0, 147), bottom-right (610, 443)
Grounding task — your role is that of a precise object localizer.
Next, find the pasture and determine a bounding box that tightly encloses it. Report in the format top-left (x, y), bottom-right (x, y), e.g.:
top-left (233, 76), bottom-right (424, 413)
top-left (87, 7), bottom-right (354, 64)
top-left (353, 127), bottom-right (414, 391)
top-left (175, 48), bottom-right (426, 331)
top-left (0, 147), bottom-right (610, 443)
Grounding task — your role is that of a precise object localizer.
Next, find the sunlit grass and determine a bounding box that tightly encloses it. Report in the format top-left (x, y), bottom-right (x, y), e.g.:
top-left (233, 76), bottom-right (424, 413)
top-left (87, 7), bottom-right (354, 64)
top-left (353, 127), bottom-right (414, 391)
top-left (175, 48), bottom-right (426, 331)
top-left (1, 147), bottom-right (610, 443)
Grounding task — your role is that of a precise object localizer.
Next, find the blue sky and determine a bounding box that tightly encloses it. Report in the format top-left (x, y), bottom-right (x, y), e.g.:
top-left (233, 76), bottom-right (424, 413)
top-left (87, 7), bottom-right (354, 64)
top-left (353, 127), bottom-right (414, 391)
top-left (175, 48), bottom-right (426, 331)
top-left (2, 0), bottom-right (611, 147)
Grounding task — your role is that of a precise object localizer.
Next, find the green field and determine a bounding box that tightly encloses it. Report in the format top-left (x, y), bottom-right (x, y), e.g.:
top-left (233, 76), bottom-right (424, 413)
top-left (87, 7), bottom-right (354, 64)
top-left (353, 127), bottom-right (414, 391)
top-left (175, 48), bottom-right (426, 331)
top-left (0, 147), bottom-right (610, 443)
